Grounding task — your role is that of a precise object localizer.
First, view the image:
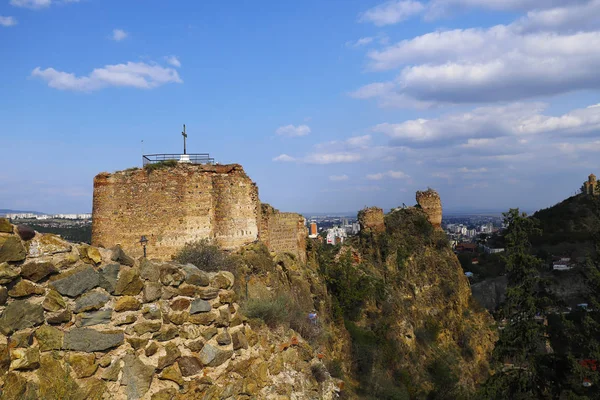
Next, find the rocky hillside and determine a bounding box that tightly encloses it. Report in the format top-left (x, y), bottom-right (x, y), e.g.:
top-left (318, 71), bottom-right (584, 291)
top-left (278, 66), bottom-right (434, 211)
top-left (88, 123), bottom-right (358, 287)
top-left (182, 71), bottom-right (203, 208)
top-left (313, 195), bottom-right (496, 398)
top-left (0, 220), bottom-right (341, 400)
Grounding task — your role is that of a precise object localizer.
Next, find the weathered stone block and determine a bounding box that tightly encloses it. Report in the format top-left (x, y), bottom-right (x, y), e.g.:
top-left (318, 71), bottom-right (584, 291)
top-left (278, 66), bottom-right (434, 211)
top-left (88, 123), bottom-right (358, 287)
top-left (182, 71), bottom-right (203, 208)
top-left (50, 266), bottom-right (100, 297)
top-left (134, 320), bottom-right (162, 335)
top-left (114, 267), bottom-right (143, 295)
top-left (0, 300), bottom-right (45, 335)
top-left (27, 234), bottom-right (72, 258)
top-left (8, 280), bottom-right (45, 297)
top-left (177, 356), bottom-right (203, 377)
top-left (20, 261), bottom-right (57, 282)
top-left (198, 343), bottom-right (233, 367)
top-left (114, 295), bottom-right (141, 312)
top-left (64, 328), bottom-right (124, 352)
top-left (98, 263), bottom-right (120, 293)
top-left (10, 348), bottom-right (40, 370)
top-left (35, 325), bottom-right (63, 351)
top-left (76, 309), bottom-right (112, 327)
top-left (74, 291), bottom-right (110, 313)
top-left (159, 363), bottom-right (184, 387)
top-left (0, 236), bottom-right (26, 263)
top-left (111, 245), bottom-right (134, 267)
top-left (157, 342), bottom-right (181, 370)
top-left (232, 330), bottom-right (249, 350)
top-left (190, 298), bottom-right (211, 314)
top-left (143, 282), bottom-right (162, 302)
top-left (66, 352), bottom-right (98, 378)
top-left (211, 271), bottom-right (234, 289)
top-left (122, 354), bottom-right (154, 399)
top-left (46, 309), bottom-right (72, 325)
top-left (170, 297), bottom-right (190, 311)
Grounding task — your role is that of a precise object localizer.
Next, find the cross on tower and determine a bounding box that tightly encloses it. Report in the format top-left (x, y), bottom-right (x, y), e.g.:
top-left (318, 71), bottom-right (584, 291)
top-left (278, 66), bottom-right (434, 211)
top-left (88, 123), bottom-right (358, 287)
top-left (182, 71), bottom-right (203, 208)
top-left (182, 124), bottom-right (187, 155)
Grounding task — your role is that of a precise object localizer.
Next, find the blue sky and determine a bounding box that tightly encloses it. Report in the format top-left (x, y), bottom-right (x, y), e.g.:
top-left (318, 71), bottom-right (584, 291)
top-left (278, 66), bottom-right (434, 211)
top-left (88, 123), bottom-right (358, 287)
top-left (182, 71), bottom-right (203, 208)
top-left (1, 0), bottom-right (599, 214)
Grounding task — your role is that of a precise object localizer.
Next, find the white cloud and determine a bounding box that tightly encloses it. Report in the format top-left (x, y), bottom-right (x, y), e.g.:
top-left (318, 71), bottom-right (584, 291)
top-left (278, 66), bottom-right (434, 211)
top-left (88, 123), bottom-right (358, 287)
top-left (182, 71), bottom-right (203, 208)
top-left (0, 16), bottom-right (17, 27)
top-left (371, 102), bottom-right (600, 145)
top-left (514, 0), bottom-right (600, 33)
top-left (346, 37), bottom-right (374, 48)
top-left (355, 24), bottom-right (600, 106)
top-left (31, 61), bottom-right (183, 92)
top-left (10, 0), bottom-right (51, 8)
top-left (459, 167), bottom-right (487, 173)
top-left (112, 29), bottom-right (128, 41)
top-left (367, 170), bottom-right (410, 180)
top-left (165, 56), bottom-right (181, 68)
top-left (360, 0), bottom-right (425, 26)
top-left (275, 124), bottom-right (311, 137)
top-left (329, 175), bottom-right (349, 181)
top-left (304, 152), bottom-right (362, 164)
top-left (10, 0), bottom-right (80, 8)
top-left (273, 154), bottom-right (296, 162)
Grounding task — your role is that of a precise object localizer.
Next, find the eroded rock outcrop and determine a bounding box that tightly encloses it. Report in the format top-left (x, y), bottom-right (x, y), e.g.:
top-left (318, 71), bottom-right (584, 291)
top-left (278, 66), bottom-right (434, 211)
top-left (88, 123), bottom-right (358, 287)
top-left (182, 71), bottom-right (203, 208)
top-left (0, 219), bottom-right (340, 400)
top-left (416, 188), bottom-right (443, 228)
top-left (357, 207), bottom-right (385, 233)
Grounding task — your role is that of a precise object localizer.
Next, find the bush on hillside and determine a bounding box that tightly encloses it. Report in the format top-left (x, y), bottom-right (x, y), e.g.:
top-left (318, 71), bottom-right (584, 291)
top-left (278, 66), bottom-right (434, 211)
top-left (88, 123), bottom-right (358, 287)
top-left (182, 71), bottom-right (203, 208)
top-left (174, 239), bottom-right (238, 272)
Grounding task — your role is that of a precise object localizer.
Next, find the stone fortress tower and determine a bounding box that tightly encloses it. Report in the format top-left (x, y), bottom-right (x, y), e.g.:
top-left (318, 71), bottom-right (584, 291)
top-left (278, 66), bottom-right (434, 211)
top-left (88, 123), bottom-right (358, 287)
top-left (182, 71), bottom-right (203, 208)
top-left (92, 144), bottom-right (306, 262)
top-left (583, 173), bottom-right (598, 196)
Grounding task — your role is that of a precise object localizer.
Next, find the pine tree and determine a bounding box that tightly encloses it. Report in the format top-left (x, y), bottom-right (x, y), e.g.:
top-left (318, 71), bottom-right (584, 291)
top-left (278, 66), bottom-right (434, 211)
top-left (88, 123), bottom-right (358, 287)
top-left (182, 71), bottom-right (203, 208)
top-left (482, 208), bottom-right (549, 399)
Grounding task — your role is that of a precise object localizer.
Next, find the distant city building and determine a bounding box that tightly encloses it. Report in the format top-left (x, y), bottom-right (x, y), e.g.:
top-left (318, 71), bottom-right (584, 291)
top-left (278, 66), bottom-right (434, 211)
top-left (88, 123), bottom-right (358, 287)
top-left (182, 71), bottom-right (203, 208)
top-left (6, 213), bottom-right (92, 220)
top-left (308, 221), bottom-right (318, 238)
top-left (552, 257), bottom-right (572, 271)
top-left (483, 245), bottom-right (505, 254)
top-left (326, 227), bottom-right (347, 245)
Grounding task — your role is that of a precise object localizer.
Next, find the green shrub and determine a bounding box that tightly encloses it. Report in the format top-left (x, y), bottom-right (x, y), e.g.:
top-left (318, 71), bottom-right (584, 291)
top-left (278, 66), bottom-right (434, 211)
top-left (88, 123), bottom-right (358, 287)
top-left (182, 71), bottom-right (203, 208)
top-left (174, 239), bottom-right (238, 272)
top-left (144, 160), bottom-right (178, 172)
top-left (326, 358), bottom-right (344, 379)
top-left (242, 294), bottom-right (291, 328)
top-left (311, 363), bottom-right (329, 383)
top-left (416, 317), bottom-right (441, 346)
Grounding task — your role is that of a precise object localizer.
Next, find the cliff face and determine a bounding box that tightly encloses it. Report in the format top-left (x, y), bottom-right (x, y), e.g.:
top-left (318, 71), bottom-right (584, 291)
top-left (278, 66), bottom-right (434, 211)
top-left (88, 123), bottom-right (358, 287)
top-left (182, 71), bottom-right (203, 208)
top-left (0, 220), bottom-right (340, 400)
top-left (319, 195), bottom-right (496, 397)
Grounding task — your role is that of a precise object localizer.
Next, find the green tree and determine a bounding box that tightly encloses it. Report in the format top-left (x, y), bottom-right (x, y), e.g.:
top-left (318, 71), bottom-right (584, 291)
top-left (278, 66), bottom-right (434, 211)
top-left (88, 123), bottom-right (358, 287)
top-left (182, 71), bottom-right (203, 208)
top-left (483, 209), bottom-right (549, 399)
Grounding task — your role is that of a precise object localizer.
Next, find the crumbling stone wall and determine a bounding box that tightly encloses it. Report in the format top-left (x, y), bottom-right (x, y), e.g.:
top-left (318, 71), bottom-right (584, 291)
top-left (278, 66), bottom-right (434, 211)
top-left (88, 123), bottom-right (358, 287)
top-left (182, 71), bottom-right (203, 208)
top-left (259, 204), bottom-right (307, 264)
top-left (416, 189), bottom-right (443, 229)
top-left (92, 164), bottom-right (308, 264)
top-left (92, 164), bottom-right (261, 260)
top-left (357, 207), bottom-right (385, 233)
top-left (0, 221), bottom-right (340, 399)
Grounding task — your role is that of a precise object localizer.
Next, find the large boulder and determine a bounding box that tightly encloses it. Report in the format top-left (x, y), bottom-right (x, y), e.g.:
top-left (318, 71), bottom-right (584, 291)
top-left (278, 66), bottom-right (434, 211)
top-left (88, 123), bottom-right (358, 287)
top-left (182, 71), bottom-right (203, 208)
top-left (111, 245), bottom-right (135, 267)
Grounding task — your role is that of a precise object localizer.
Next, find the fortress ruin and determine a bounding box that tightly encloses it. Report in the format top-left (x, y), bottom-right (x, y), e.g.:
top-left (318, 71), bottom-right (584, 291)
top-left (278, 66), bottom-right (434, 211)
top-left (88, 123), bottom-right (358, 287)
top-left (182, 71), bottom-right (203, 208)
top-left (92, 163), bottom-right (306, 262)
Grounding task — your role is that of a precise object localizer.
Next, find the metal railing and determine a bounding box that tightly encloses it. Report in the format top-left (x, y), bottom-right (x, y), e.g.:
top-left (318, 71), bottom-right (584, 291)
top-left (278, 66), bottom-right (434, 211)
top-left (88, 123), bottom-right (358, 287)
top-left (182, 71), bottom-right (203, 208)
top-left (142, 154), bottom-right (215, 166)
